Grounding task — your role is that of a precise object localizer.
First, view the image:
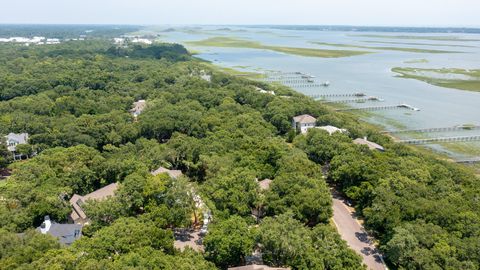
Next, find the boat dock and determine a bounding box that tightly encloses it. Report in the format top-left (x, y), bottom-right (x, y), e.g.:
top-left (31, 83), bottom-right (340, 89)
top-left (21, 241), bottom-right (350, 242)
top-left (382, 125), bottom-right (480, 134)
top-left (309, 93), bottom-right (367, 99)
top-left (336, 104), bottom-right (420, 112)
top-left (398, 135), bottom-right (480, 145)
top-left (320, 96), bottom-right (383, 104)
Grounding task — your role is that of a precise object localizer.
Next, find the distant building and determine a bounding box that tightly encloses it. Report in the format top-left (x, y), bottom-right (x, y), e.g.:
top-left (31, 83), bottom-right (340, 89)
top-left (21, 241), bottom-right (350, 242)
top-left (353, 137), bottom-right (385, 151)
top-left (69, 183), bottom-right (119, 225)
top-left (316, 125), bottom-right (347, 135)
top-left (151, 166), bottom-right (183, 179)
top-left (228, 265), bottom-right (290, 270)
top-left (5, 132), bottom-right (29, 152)
top-left (292, 114), bottom-right (316, 134)
top-left (130, 100), bottom-right (147, 117)
top-left (37, 216), bottom-right (82, 245)
top-left (257, 179), bottom-right (273, 191)
top-left (255, 87), bottom-right (275, 95)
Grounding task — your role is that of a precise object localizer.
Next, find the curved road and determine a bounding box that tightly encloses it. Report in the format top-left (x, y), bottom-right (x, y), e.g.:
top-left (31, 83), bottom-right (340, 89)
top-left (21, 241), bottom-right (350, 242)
top-left (331, 193), bottom-right (387, 270)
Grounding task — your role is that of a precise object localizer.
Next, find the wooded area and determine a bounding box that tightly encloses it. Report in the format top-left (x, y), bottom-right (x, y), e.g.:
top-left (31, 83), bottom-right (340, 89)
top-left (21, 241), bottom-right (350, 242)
top-left (0, 33), bottom-right (479, 270)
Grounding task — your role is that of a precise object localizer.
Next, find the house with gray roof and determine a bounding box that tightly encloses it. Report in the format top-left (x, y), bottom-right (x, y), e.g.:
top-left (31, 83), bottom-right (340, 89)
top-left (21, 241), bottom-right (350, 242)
top-left (37, 216), bottom-right (82, 245)
top-left (69, 183), bottom-right (119, 225)
top-left (5, 133), bottom-right (29, 152)
top-left (292, 114), bottom-right (316, 134)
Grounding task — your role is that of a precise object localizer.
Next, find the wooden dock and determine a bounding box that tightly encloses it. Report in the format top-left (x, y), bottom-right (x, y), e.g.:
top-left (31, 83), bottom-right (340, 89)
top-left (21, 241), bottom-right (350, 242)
top-left (309, 93), bottom-right (366, 99)
top-left (456, 157), bottom-right (480, 164)
top-left (382, 125), bottom-right (480, 134)
top-left (336, 104), bottom-right (420, 112)
top-left (399, 135), bottom-right (480, 145)
top-left (320, 97), bottom-right (383, 104)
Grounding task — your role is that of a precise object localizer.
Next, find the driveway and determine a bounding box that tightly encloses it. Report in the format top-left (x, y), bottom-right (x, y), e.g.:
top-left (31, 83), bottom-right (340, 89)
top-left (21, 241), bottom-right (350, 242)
top-left (331, 192), bottom-right (387, 270)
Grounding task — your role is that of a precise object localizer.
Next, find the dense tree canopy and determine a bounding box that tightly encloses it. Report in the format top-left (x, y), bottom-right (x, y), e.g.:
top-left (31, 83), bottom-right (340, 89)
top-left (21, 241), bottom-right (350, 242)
top-left (0, 32), bottom-right (478, 270)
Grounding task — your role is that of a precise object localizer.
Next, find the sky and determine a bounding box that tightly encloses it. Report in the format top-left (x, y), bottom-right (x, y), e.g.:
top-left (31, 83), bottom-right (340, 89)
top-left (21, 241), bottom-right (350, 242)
top-left (1, 0), bottom-right (479, 27)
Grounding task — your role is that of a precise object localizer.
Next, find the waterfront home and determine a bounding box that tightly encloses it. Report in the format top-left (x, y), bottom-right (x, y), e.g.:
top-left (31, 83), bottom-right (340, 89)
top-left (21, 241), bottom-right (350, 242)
top-left (69, 183), bottom-right (119, 225)
top-left (5, 133), bottom-right (29, 152)
top-left (151, 166), bottom-right (183, 179)
top-left (316, 125), bottom-right (347, 135)
top-left (37, 216), bottom-right (82, 245)
top-left (292, 114), bottom-right (316, 134)
top-left (353, 137), bottom-right (385, 151)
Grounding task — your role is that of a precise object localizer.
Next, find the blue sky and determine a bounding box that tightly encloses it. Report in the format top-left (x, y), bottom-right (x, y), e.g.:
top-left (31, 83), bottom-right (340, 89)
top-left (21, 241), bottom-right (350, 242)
top-left (2, 0), bottom-right (479, 27)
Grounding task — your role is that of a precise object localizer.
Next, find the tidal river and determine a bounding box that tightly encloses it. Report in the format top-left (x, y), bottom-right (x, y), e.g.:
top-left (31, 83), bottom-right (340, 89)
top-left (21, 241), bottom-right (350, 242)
top-left (157, 26), bottom-right (480, 159)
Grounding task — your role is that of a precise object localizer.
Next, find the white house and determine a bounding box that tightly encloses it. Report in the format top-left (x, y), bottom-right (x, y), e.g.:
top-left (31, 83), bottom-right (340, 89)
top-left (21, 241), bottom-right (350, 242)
top-left (316, 125), bottom-right (347, 135)
top-left (130, 100), bottom-right (147, 117)
top-left (5, 133), bottom-right (29, 152)
top-left (292, 114), bottom-right (317, 134)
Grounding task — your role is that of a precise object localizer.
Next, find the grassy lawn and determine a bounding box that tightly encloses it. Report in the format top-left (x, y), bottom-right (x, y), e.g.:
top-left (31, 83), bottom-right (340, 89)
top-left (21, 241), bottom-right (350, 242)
top-left (392, 67), bottom-right (480, 92)
top-left (310, 41), bottom-right (462, 54)
top-left (187, 37), bottom-right (370, 58)
top-left (349, 34), bottom-right (480, 42)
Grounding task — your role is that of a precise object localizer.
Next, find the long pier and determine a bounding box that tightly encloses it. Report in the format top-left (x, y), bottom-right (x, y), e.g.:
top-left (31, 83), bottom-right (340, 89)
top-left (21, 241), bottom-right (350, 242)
top-left (382, 125), bottom-right (480, 134)
top-left (336, 103), bottom-right (420, 112)
top-left (320, 97), bottom-right (383, 104)
top-left (399, 135), bottom-right (480, 145)
top-left (456, 157), bottom-right (480, 164)
top-left (309, 93), bottom-right (366, 99)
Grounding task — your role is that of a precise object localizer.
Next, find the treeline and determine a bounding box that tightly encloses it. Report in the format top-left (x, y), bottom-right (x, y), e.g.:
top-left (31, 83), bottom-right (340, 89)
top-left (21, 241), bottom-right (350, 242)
top-left (0, 40), bottom-right (478, 270)
top-left (0, 41), bottom-right (365, 269)
top-left (294, 128), bottom-right (480, 269)
top-left (0, 24), bottom-right (141, 39)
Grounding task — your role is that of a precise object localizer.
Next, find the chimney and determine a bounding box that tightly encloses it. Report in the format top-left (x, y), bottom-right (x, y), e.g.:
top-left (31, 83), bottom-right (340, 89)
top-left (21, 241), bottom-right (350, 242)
top-left (40, 215), bottom-right (52, 234)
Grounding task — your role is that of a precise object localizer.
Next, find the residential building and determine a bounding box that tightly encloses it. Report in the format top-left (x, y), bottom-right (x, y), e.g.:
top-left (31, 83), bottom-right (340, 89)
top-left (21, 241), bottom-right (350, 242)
top-left (353, 137), bottom-right (385, 151)
top-left (37, 216), bottom-right (82, 245)
top-left (151, 166), bottom-right (183, 179)
top-left (69, 183), bottom-right (119, 225)
top-left (316, 125), bottom-right (347, 135)
top-left (257, 179), bottom-right (272, 191)
top-left (130, 100), bottom-right (147, 117)
top-left (292, 114), bottom-right (317, 134)
top-left (5, 132), bottom-right (29, 152)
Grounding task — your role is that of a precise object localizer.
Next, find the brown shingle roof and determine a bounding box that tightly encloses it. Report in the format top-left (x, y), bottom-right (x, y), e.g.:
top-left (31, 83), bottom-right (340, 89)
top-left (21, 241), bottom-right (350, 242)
top-left (293, 114), bottom-right (316, 124)
top-left (69, 183), bottom-right (119, 223)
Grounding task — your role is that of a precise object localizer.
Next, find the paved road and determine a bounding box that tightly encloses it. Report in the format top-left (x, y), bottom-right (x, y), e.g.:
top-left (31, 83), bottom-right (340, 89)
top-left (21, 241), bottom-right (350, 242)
top-left (332, 193), bottom-right (387, 270)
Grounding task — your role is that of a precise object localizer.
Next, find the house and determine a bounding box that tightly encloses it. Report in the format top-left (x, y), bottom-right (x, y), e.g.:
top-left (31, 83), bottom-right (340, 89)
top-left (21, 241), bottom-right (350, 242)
top-left (5, 133), bottom-right (29, 152)
top-left (228, 265), bottom-right (290, 270)
top-left (151, 166), bottom-right (183, 179)
top-left (130, 100), bottom-right (147, 117)
top-left (353, 137), bottom-right (385, 151)
top-left (69, 183), bottom-right (119, 225)
top-left (255, 87), bottom-right (275, 95)
top-left (316, 125), bottom-right (347, 135)
top-left (257, 179), bottom-right (272, 191)
top-left (37, 216), bottom-right (82, 245)
top-left (292, 114), bottom-right (316, 134)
